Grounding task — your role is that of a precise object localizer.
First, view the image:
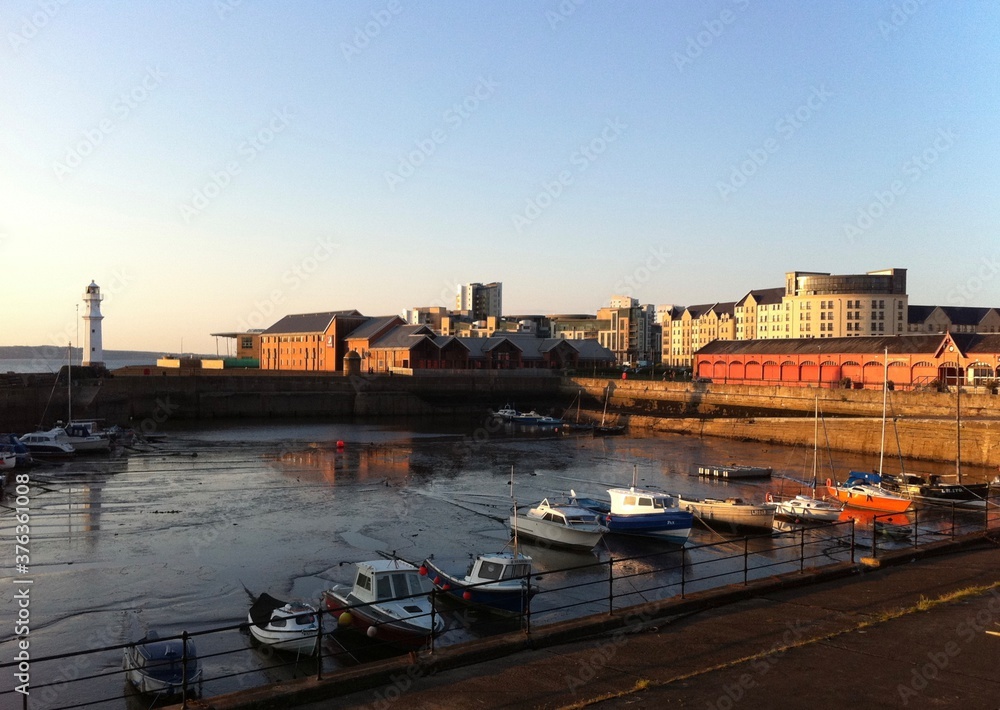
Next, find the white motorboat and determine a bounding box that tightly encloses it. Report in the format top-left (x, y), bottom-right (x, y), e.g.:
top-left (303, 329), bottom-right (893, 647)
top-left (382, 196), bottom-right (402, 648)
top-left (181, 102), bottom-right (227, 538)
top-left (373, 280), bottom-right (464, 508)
top-left (18, 429), bottom-right (75, 457)
top-left (123, 631), bottom-right (202, 698)
top-left (676, 495), bottom-right (777, 531)
top-left (58, 422), bottom-right (111, 452)
top-left (510, 499), bottom-right (607, 551)
top-left (322, 559), bottom-right (444, 651)
top-left (247, 594), bottom-right (320, 656)
top-left (0, 451), bottom-right (14, 470)
top-left (772, 493), bottom-right (843, 523)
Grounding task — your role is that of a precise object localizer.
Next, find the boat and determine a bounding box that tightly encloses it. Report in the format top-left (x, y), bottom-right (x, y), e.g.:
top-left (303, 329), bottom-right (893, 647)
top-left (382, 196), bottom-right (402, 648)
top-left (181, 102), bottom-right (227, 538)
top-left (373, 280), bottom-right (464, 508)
top-left (0, 451), bottom-right (14, 470)
top-left (592, 385), bottom-right (625, 436)
top-left (772, 493), bottom-right (843, 523)
top-left (825, 352), bottom-right (913, 514)
top-left (880, 472), bottom-right (991, 508)
top-left (676, 495), bottom-right (777, 531)
top-left (772, 398), bottom-right (844, 523)
top-left (571, 466), bottom-right (693, 544)
top-left (321, 559), bottom-right (444, 651)
top-left (491, 405), bottom-right (520, 422)
top-left (693, 463), bottom-right (772, 479)
top-left (18, 429), bottom-right (76, 458)
top-left (510, 498), bottom-right (607, 551)
top-left (825, 474), bottom-right (913, 513)
top-left (57, 421), bottom-right (111, 453)
top-left (0, 434), bottom-right (33, 468)
top-left (123, 631), bottom-right (202, 698)
top-left (247, 593), bottom-right (320, 656)
top-left (421, 551), bottom-right (537, 615)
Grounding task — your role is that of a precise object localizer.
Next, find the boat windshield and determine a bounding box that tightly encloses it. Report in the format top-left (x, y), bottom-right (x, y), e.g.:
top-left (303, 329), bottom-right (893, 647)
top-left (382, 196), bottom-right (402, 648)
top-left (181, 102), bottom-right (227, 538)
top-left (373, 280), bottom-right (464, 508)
top-left (377, 572), bottom-right (431, 601)
top-left (503, 563), bottom-right (531, 579)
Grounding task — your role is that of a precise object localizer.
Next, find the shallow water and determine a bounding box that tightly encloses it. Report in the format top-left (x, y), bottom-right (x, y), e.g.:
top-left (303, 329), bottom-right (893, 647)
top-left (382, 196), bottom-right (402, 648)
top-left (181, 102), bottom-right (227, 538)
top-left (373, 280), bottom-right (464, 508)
top-left (0, 418), bottom-right (986, 708)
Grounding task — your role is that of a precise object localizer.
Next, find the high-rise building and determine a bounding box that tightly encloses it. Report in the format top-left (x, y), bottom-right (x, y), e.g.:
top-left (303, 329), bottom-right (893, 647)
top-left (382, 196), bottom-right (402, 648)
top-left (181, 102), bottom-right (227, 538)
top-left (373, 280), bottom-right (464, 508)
top-left (457, 282), bottom-right (502, 321)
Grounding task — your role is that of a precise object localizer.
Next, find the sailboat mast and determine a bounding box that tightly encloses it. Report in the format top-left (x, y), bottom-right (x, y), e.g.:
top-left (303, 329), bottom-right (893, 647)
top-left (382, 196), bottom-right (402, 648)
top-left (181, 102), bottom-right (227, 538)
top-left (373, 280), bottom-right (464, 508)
top-left (878, 347), bottom-right (888, 476)
top-left (956, 368), bottom-right (962, 483)
top-left (812, 396), bottom-right (819, 490)
top-left (67, 342), bottom-right (72, 424)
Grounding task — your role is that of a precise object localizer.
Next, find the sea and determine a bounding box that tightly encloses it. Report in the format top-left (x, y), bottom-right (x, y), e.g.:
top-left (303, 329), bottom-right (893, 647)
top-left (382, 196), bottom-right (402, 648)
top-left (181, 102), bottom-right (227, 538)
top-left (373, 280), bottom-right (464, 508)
top-left (0, 348), bottom-right (190, 373)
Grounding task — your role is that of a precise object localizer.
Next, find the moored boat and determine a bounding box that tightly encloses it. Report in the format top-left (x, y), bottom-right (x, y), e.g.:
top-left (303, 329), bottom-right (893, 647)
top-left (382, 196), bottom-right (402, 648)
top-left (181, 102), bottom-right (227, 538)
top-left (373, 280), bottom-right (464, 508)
top-left (878, 472), bottom-right (990, 509)
top-left (572, 477), bottom-right (692, 545)
top-left (693, 463), bottom-right (773, 479)
top-left (825, 476), bottom-right (913, 513)
top-left (247, 593), bottom-right (320, 656)
top-left (510, 499), bottom-right (607, 551)
top-left (0, 451), bottom-right (14, 470)
top-left (422, 551), bottom-right (537, 615)
top-left (771, 493), bottom-right (843, 523)
top-left (321, 559), bottom-right (444, 651)
top-left (18, 429), bottom-right (75, 458)
top-left (57, 422), bottom-right (112, 453)
top-left (123, 631), bottom-right (202, 698)
top-left (676, 495), bottom-right (777, 531)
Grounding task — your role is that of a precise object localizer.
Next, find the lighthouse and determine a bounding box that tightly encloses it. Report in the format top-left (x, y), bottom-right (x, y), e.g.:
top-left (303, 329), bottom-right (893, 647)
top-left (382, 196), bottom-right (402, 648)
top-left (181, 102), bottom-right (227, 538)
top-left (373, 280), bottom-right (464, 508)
top-left (82, 280), bottom-right (104, 367)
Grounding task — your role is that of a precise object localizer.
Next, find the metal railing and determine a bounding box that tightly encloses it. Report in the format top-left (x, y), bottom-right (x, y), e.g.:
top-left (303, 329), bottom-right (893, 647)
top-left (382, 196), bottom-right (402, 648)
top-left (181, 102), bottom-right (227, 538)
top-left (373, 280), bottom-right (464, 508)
top-left (4, 499), bottom-right (998, 709)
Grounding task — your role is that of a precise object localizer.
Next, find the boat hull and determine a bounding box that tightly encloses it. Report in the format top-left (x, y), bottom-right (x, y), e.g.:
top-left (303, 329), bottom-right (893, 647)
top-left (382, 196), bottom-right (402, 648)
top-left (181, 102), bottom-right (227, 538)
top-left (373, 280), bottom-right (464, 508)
top-left (510, 514), bottom-right (604, 551)
top-left (423, 559), bottom-right (536, 615)
top-left (677, 497), bottom-right (776, 530)
top-left (773, 496), bottom-right (843, 523)
top-left (602, 510), bottom-right (693, 544)
top-left (321, 589), bottom-right (439, 651)
top-left (825, 484), bottom-right (912, 513)
top-left (247, 619), bottom-right (318, 656)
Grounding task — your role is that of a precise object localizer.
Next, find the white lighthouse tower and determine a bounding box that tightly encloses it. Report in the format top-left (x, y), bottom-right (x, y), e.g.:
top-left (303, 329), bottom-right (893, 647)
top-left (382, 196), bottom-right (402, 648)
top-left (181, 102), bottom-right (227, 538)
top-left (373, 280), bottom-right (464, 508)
top-left (82, 280), bottom-right (105, 367)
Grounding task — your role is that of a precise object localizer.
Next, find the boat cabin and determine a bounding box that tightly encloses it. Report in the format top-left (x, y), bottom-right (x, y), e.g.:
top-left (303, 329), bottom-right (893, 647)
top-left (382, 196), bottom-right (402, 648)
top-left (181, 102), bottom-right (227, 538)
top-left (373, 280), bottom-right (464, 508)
top-left (607, 487), bottom-right (675, 514)
top-left (468, 553), bottom-right (531, 584)
top-left (352, 559), bottom-right (434, 606)
top-left (531, 500), bottom-right (601, 527)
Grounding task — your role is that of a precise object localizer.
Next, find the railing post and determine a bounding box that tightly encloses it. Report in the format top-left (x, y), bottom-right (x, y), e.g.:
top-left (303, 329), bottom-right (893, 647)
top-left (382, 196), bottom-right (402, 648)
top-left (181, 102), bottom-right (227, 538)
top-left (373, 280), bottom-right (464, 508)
top-left (913, 506), bottom-right (919, 549)
top-left (607, 556), bottom-right (614, 615)
top-left (182, 630), bottom-right (189, 710)
top-left (952, 503), bottom-right (957, 538)
top-left (743, 536), bottom-right (749, 585)
top-left (680, 553), bottom-right (686, 599)
top-left (429, 590), bottom-right (436, 655)
top-left (850, 519), bottom-right (856, 564)
top-left (799, 526), bottom-right (806, 573)
top-left (524, 581), bottom-right (532, 637)
top-left (871, 515), bottom-right (878, 559)
top-left (316, 609), bottom-right (323, 680)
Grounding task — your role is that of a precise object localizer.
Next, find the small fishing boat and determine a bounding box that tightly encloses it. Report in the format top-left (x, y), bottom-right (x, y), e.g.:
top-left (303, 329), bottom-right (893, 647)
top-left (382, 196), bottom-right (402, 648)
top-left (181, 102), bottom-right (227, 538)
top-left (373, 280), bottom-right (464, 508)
top-left (878, 472), bottom-right (990, 509)
top-left (59, 421), bottom-right (112, 453)
top-left (0, 451), bottom-right (14, 470)
top-left (676, 495), bottom-right (776, 531)
top-left (421, 551), bottom-right (537, 615)
top-left (247, 594), bottom-right (320, 656)
top-left (693, 463), bottom-right (772, 479)
top-left (123, 631), bottom-right (202, 698)
top-left (321, 559), bottom-right (444, 651)
top-left (510, 499), bottom-right (607, 551)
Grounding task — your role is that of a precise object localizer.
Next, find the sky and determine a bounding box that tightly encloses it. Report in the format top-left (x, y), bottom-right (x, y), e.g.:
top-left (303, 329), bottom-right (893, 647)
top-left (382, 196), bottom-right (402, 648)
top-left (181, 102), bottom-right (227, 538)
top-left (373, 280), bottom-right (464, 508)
top-left (2, 1), bottom-right (998, 353)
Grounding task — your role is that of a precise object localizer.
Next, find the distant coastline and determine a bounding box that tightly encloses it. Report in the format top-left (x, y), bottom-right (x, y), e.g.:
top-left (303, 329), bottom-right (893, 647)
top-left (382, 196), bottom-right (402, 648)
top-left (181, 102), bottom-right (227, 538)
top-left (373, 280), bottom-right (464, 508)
top-left (0, 346), bottom-right (191, 373)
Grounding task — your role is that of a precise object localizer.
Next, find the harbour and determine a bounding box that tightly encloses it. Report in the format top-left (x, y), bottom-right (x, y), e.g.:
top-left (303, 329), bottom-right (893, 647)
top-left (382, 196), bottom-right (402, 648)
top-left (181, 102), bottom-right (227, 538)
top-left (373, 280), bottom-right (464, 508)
top-left (0, 418), bottom-right (992, 708)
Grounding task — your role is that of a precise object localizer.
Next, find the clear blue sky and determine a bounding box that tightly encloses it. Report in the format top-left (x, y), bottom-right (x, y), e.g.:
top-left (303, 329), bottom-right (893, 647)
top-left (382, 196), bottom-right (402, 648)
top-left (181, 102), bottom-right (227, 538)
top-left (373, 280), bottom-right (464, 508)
top-left (2, 1), bottom-right (997, 352)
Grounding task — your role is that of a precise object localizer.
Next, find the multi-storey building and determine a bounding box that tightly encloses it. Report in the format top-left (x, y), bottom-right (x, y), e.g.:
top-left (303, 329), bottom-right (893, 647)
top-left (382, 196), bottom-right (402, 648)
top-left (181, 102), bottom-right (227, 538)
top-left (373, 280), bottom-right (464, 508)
top-left (597, 297), bottom-right (657, 365)
top-left (456, 282), bottom-right (503, 321)
top-left (260, 310), bottom-right (367, 372)
top-left (907, 306), bottom-right (1000, 334)
top-left (664, 268), bottom-right (911, 369)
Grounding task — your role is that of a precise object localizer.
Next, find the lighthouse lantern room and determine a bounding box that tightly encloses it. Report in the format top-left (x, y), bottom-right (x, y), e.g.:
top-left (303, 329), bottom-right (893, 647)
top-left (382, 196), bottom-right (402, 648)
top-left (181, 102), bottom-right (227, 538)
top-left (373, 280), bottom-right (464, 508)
top-left (82, 280), bottom-right (104, 367)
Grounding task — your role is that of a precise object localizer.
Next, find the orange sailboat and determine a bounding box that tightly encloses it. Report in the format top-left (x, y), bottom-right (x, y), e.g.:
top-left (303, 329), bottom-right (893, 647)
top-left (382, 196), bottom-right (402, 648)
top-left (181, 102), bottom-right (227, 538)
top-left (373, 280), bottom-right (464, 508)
top-left (825, 348), bottom-right (913, 514)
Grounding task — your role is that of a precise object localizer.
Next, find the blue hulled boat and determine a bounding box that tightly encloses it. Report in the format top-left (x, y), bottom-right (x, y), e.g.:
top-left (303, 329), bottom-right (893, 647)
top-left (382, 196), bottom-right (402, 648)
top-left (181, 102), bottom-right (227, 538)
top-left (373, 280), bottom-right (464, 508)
top-left (422, 551), bottom-right (537, 615)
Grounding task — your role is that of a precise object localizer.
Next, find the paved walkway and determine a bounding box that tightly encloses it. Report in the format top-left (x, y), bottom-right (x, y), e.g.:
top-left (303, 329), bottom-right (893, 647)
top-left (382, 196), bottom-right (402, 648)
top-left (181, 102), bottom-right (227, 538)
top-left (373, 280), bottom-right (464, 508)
top-left (181, 539), bottom-right (1000, 710)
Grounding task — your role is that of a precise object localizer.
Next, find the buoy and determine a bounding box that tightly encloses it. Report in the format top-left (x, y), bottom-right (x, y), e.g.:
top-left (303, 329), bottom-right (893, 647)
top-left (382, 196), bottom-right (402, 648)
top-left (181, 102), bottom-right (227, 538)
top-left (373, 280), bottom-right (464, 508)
top-left (442, 583), bottom-right (451, 591)
top-left (367, 625), bottom-right (378, 638)
top-left (765, 492), bottom-right (773, 503)
top-left (338, 612), bottom-right (352, 627)
top-left (337, 440), bottom-right (345, 449)
top-left (418, 565), bottom-right (427, 576)
top-left (433, 576), bottom-right (441, 585)
top-left (463, 591), bottom-right (473, 601)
